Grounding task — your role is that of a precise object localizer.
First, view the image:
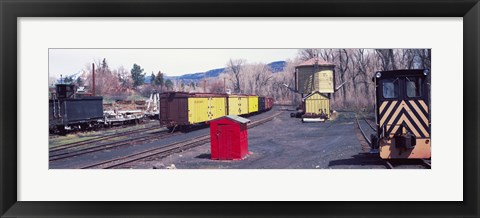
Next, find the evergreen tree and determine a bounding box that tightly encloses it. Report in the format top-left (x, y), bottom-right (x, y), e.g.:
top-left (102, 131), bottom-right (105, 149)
top-left (130, 64), bottom-right (145, 87)
top-left (76, 77), bottom-right (84, 86)
top-left (63, 76), bottom-right (74, 84)
top-left (155, 71), bottom-right (165, 91)
top-left (150, 72), bottom-right (156, 85)
top-left (165, 79), bottom-right (173, 91)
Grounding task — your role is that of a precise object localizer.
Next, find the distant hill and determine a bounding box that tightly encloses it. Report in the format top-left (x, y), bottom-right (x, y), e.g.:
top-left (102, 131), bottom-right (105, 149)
top-left (145, 61), bottom-right (286, 83)
top-left (267, 61), bottom-right (287, 73)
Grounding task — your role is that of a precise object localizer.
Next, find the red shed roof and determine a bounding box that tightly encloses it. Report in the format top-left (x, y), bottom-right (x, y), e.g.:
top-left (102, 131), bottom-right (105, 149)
top-left (210, 115), bottom-right (250, 124)
top-left (297, 58), bottom-right (335, 67)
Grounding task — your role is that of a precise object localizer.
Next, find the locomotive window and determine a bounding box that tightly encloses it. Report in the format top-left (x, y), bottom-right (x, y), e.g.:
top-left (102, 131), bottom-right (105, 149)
top-left (382, 78), bottom-right (399, 99)
top-left (406, 77), bottom-right (423, 97)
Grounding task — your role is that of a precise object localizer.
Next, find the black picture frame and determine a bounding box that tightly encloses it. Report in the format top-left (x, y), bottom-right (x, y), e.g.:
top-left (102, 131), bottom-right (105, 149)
top-left (1, 0), bottom-right (478, 217)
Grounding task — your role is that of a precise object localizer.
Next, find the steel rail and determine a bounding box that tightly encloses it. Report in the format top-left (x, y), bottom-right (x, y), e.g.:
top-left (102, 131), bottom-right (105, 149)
top-left (356, 114), bottom-right (431, 170)
top-left (384, 160), bottom-right (394, 169)
top-left (49, 125), bottom-right (162, 152)
top-left (421, 159), bottom-right (432, 169)
top-left (363, 117), bottom-right (376, 131)
top-left (355, 116), bottom-right (372, 145)
top-left (49, 131), bottom-right (177, 161)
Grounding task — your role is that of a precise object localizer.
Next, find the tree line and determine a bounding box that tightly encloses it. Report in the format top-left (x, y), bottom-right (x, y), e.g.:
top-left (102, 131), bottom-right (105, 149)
top-left (59, 49), bottom-right (430, 110)
top-left (296, 49), bottom-right (431, 110)
top-left (62, 59), bottom-right (177, 99)
top-left (215, 49), bottom-right (430, 110)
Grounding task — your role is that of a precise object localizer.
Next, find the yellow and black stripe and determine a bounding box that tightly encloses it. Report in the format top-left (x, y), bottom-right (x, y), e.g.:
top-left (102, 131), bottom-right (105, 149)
top-left (379, 99), bottom-right (430, 138)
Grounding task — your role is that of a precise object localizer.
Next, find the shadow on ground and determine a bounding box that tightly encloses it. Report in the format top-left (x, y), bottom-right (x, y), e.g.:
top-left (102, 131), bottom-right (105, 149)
top-left (195, 153), bottom-right (211, 159)
top-left (328, 152), bottom-right (385, 167)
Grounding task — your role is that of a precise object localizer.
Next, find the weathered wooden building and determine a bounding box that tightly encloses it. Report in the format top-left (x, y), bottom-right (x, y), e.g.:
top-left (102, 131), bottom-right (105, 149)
top-left (294, 58), bottom-right (335, 94)
top-left (294, 58), bottom-right (336, 121)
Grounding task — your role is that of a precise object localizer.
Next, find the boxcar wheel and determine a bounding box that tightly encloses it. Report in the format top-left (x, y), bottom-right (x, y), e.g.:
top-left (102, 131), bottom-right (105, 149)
top-left (167, 126), bottom-right (176, 132)
top-left (57, 125), bottom-right (67, 136)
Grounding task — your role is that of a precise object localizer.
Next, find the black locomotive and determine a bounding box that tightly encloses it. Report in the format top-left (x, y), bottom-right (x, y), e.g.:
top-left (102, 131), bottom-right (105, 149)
top-left (49, 84), bottom-right (103, 134)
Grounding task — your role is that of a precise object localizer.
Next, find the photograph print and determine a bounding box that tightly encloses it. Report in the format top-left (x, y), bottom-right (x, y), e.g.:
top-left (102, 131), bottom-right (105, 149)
top-left (48, 48), bottom-right (431, 169)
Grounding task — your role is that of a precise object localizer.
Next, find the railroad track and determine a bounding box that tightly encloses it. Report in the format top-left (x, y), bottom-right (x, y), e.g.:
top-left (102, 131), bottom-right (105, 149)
top-left (355, 115), bottom-right (430, 169)
top-left (384, 159), bottom-right (431, 169)
top-left (49, 124), bottom-right (162, 153)
top-left (363, 118), bottom-right (376, 131)
top-left (81, 112), bottom-right (283, 169)
top-left (355, 116), bottom-right (376, 145)
top-left (49, 130), bottom-right (179, 161)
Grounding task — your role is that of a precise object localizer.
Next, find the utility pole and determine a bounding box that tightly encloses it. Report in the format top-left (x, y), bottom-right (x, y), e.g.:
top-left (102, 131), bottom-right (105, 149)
top-left (92, 63), bottom-right (96, 96)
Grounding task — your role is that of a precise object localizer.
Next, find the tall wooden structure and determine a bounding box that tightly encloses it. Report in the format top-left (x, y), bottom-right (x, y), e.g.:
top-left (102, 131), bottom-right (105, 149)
top-left (294, 58), bottom-right (336, 121)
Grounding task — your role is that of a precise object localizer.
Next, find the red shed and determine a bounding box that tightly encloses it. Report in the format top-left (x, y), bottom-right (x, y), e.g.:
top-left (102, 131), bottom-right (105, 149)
top-left (209, 115), bottom-right (250, 160)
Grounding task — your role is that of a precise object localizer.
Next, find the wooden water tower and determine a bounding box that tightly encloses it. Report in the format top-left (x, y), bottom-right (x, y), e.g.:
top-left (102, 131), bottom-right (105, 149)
top-left (294, 57), bottom-right (336, 121)
top-left (294, 57), bottom-right (336, 95)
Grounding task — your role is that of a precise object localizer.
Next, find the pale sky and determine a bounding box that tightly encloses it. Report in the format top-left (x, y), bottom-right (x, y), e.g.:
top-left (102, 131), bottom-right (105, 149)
top-left (48, 49), bottom-right (299, 78)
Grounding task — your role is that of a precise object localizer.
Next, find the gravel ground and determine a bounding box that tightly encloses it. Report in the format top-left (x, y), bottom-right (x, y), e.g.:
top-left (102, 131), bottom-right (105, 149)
top-left (50, 106), bottom-right (427, 169)
top-left (126, 109), bottom-right (390, 169)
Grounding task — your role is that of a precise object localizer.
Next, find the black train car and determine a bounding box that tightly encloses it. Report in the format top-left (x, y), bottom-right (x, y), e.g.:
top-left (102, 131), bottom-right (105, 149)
top-left (371, 69), bottom-right (431, 159)
top-left (49, 84), bottom-right (103, 133)
top-left (258, 97), bottom-right (266, 112)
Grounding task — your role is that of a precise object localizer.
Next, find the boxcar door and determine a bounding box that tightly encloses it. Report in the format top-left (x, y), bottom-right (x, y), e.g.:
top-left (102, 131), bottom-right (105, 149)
top-left (217, 124), bottom-right (233, 160)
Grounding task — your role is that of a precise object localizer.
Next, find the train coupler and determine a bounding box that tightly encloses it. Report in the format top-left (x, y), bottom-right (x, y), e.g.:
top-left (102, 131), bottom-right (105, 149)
top-left (394, 132), bottom-right (416, 149)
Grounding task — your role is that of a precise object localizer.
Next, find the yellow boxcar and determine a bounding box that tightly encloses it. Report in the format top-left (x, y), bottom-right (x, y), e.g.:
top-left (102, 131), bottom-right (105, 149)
top-left (188, 96), bottom-right (226, 124)
top-left (304, 92), bottom-right (330, 118)
top-left (209, 97), bottom-right (227, 120)
top-left (247, 95), bottom-right (259, 114)
top-left (228, 95), bottom-right (248, 115)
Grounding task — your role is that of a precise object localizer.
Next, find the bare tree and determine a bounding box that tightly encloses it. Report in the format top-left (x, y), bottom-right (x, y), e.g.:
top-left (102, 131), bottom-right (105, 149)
top-left (209, 79), bottom-right (225, 93)
top-left (318, 49), bottom-right (337, 63)
top-left (298, 49), bottom-right (319, 61)
top-left (84, 58), bottom-right (123, 96)
top-left (395, 49), bottom-right (415, 69)
top-left (375, 49), bottom-right (397, 71)
top-left (417, 49), bottom-right (431, 69)
top-left (353, 49), bottom-right (371, 97)
top-left (225, 59), bottom-right (246, 93)
top-left (255, 64), bottom-right (274, 96)
top-left (116, 66), bottom-right (131, 90)
top-left (336, 49), bottom-right (350, 103)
